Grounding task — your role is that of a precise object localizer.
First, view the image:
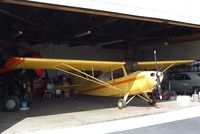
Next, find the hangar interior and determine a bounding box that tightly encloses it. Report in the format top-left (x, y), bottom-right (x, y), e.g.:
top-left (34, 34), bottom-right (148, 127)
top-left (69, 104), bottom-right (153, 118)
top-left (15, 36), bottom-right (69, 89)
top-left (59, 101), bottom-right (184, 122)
top-left (1, 1), bottom-right (200, 133)
top-left (0, 0), bottom-right (200, 123)
top-left (1, 2), bottom-right (200, 61)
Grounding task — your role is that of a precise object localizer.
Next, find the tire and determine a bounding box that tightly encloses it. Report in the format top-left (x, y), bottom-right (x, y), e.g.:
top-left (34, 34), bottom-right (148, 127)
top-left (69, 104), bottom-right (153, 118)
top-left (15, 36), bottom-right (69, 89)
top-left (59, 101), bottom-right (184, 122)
top-left (5, 95), bottom-right (20, 112)
top-left (192, 86), bottom-right (200, 94)
top-left (148, 93), bottom-right (156, 106)
top-left (117, 98), bottom-right (126, 109)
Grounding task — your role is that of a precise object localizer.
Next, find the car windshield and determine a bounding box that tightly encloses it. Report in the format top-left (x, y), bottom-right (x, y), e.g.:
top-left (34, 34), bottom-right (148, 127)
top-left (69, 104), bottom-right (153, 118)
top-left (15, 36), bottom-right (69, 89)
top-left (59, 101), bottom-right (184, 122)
top-left (170, 73), bottom-right (191, 80)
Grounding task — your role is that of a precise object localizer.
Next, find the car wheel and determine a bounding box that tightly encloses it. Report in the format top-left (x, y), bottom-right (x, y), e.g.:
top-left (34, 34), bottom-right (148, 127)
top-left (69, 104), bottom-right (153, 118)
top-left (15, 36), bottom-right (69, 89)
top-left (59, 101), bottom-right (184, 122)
top-left (192, 86), bottom-right (200, 94)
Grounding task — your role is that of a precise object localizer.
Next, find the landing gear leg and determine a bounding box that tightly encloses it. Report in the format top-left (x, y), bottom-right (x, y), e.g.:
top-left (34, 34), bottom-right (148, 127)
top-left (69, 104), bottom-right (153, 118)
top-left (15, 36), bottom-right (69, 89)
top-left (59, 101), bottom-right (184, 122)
top-left (137, 93), bottom-right (157, 106)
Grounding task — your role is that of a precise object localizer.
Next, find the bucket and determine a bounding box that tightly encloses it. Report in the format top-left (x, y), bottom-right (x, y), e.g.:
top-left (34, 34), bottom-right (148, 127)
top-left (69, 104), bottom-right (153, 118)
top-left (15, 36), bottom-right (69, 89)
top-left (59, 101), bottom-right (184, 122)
top-left (21, 101), bottom-right (27, 108)
top-left (170, 91), bottom-right (177, 100)
top-left (192, 94), bottom-right (199, 102)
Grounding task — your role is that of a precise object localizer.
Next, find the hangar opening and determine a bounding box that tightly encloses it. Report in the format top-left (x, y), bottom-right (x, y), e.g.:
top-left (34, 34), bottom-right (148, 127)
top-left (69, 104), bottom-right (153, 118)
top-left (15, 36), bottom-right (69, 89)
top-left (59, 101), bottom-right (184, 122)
top-left (0, 0), bottom-right (200, 109)
top-left (0, 1), bottom-right (200, 133)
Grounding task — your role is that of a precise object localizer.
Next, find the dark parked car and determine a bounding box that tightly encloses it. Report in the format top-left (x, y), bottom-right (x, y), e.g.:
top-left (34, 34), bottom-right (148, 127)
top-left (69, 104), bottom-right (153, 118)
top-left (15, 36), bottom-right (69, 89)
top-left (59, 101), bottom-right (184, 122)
top-left (169, 72), bottom-right (200, 95)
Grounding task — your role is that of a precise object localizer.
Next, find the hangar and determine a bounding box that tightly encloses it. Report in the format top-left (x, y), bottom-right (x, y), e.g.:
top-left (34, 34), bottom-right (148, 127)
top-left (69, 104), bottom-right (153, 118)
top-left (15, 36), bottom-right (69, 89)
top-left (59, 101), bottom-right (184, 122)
top-left (0, 1), bottom-right (200, 61)
top-left (0, 0), bottom-right (200, 133)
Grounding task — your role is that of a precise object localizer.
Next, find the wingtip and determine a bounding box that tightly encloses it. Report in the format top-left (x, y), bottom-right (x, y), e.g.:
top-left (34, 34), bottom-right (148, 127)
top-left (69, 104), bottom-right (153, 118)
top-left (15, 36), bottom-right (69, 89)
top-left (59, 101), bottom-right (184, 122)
top-left (4, 57), bottom-right (24, 69)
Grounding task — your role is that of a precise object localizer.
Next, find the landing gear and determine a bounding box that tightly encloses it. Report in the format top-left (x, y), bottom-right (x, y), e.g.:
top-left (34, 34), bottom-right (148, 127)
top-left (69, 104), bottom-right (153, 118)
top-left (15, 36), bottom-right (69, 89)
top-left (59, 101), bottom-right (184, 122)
top-left (117, 92), bottom-right (136, 109)
top-left (137, 93), bottom-right (157, 106)
top-left (116, 92), bottom-right (157, 109)
top-left (148, 94), bottom-right (156, 105)
top-left (117, 99), bottom-right (126, 109)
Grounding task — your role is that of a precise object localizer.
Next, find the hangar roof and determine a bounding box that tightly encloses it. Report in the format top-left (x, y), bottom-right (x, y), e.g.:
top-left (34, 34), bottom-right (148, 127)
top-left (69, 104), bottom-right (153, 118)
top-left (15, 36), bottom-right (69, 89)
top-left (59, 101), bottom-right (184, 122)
top-left (0, 1), bottom-right (200, 49)
top-left (4, 0), bottom-right (200, 27)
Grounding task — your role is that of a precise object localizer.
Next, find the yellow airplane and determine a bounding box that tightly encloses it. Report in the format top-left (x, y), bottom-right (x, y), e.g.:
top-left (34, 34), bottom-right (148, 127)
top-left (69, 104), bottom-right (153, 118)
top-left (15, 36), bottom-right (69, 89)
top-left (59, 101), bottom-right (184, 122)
top-left (4, 57), bottom-right (193, 109)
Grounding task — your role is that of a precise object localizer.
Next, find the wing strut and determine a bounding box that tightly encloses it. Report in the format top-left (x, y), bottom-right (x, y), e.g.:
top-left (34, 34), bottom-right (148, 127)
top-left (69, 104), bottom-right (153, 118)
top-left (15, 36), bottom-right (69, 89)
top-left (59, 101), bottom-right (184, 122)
top-left (53, 63), bottom-right (122, 93)
top-left (162, 63), bottom-right (175, 73)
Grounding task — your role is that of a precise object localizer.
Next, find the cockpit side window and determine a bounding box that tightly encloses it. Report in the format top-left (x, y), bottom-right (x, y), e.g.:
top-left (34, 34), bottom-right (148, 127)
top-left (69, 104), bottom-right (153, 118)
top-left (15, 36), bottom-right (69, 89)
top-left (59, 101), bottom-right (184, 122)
top-left (98, 71), bottom-right (111, 82)
top-left (113, 68), bottom-right (124, 79)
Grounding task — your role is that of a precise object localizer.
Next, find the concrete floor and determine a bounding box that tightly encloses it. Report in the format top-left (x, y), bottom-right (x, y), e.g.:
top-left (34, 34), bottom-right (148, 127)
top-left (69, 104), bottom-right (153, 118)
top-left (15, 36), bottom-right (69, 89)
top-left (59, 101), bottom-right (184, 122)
top-left (0, 95), bottom-right (199, 134)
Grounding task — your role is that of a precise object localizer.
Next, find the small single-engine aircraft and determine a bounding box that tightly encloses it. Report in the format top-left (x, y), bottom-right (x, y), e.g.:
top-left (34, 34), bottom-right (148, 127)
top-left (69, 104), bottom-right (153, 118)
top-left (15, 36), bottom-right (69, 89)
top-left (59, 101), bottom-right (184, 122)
top-left (3, 54), bottom-right (193, 109)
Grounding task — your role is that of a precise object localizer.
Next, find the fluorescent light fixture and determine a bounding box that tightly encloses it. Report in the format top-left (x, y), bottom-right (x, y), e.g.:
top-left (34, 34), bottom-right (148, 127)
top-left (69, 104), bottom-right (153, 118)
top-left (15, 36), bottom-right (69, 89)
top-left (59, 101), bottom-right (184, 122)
top-left (75, 30), bottom-right (91, 38)
top-left (11, 30), bottom-right (23, 38)
top-left (140, 42), bottom-right (168, 49)
top-left (97, 39), bottom-right (123, 46)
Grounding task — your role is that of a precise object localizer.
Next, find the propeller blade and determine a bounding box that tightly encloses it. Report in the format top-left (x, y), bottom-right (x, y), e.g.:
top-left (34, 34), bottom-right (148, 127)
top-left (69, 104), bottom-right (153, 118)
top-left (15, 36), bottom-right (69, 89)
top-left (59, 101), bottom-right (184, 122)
top-left (154, 50), bottom-right (162, 100)
top-left (153, 50), bottom-right (158, 71)
top-left (156, 73), bottom-right (162, 100)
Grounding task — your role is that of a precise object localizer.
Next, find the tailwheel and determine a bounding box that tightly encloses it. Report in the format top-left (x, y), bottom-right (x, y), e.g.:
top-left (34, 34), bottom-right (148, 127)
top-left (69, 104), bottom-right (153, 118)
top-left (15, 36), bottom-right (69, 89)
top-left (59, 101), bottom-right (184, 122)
top-left (148, 93), bottom-right (156, 105)
top-left (69, 89), bottom-right (79, 99)
top-left (117, 98), bottom-right (126, 109)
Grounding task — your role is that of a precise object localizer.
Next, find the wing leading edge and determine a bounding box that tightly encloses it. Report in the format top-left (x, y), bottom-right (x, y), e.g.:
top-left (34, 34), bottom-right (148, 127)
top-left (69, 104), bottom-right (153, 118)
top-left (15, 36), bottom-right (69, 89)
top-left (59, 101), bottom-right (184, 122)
top-left (4, 57), bottom-right (194, 73)
top-left (5, 57), bottom-right (125, 72)
top-left (135, 60), bottom-right (194, 71)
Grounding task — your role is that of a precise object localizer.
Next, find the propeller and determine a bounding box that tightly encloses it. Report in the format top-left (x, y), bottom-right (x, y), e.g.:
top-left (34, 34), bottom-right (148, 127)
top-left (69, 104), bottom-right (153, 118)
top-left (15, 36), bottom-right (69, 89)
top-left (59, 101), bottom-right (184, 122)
top-left (153, 50), bottom-right (162, 100)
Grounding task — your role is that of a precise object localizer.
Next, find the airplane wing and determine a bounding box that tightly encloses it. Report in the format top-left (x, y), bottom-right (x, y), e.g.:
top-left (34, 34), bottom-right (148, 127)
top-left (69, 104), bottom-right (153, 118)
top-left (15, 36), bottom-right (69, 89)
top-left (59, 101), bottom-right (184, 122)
top-left (5, 57), bottom-right (125, 72)
top-left (135, 60), bottom-right (194, 72)
top-left (5, 57), bottom-right (193, 72)
top-left (4, 57), bottom-right (125, 93)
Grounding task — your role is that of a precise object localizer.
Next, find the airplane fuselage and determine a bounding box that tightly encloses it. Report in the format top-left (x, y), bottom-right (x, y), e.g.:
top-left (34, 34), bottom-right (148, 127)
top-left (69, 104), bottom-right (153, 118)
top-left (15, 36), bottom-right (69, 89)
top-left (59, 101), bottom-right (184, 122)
top-left (77, 66), bottom-right (163, 97)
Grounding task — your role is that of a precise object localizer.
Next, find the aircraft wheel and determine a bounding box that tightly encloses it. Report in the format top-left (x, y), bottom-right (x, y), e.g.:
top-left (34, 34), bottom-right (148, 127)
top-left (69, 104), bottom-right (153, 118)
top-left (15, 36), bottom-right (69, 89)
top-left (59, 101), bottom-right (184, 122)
top-left (148, 94), bottom-right (156, 105)
top-left (5, 95), bottom-right (20, 112)
top-left (117, 98), bottom-right (126, 109)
